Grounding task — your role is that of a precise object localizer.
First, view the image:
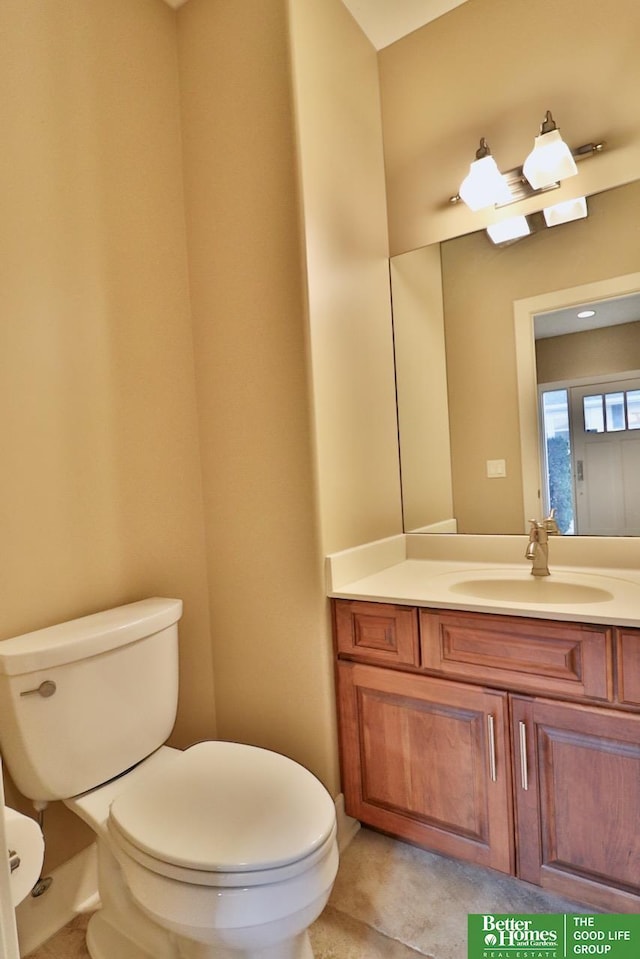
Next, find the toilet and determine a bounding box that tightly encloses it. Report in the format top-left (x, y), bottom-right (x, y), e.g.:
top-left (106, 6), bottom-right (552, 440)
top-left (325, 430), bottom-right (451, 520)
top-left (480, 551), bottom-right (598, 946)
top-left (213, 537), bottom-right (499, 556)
top-left (0, 598), bottom-right (338, 959)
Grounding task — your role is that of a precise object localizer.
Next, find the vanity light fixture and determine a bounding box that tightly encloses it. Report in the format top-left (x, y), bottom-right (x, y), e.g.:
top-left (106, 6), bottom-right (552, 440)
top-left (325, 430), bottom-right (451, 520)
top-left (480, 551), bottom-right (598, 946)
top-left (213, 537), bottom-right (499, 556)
top-left (522, 111), bottom-right (577, 190)
top-left (451, 112), bottom-right (604, 212)
top-left (486, 195), bottom-right (587, 245)
top-left (543, 195), bottom-right (588, 227)
top-left (486, 215), bottom-right (531, 245)
top-left (458, 138), bottom-right (511, 211)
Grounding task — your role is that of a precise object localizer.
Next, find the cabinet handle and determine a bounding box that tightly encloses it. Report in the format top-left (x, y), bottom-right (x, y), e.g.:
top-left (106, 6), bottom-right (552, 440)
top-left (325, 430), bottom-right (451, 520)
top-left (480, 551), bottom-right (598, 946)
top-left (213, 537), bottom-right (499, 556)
top-left (487, 714), bottom-right (497, 782)
top-left (519, 720), bottom-right (529, 791)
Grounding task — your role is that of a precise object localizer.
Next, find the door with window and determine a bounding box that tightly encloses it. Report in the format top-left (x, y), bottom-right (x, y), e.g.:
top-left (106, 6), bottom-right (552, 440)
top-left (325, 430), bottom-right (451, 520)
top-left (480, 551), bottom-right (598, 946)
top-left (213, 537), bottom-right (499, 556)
top-left (571, 378), bottom-right (640, 535)
top-left (540, 376), bottom-right (640, 535)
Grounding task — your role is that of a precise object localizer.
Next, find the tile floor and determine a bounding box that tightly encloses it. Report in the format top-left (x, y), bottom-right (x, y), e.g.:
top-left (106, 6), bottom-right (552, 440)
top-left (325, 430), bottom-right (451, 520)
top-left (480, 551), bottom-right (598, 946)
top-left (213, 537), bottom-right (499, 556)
top-left (24, 827), bottom-right (591, 959)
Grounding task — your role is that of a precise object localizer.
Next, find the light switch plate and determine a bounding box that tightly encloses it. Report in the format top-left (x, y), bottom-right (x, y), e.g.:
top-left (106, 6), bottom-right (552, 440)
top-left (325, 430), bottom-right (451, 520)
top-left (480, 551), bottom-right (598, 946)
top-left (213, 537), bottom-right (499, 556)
top-left (486, 459), bottom-right (507, 478)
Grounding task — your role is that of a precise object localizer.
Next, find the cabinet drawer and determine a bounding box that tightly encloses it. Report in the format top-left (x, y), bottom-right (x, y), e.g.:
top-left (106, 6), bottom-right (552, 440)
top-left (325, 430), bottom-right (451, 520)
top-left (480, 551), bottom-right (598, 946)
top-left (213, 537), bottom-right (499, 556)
top-left (333, 600), bottom-right (419, 667)
top-left (616, 628), bottom-right (640, 706)
top-left (420, 609), bottom-right (612, 701)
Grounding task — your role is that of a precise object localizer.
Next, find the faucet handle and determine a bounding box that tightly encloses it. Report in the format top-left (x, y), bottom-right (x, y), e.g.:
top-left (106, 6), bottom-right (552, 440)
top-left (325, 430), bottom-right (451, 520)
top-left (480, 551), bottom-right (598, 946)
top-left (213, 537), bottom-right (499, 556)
top-left (542, 508), bottom-right (560, 534)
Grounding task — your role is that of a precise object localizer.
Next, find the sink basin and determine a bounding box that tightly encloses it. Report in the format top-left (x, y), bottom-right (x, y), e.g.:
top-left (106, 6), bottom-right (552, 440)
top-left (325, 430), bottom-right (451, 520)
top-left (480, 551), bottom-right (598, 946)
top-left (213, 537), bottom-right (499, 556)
top-left (425, 567), bottom-right (629, 605)
top-left (446, 577), bottom-right (614, 604)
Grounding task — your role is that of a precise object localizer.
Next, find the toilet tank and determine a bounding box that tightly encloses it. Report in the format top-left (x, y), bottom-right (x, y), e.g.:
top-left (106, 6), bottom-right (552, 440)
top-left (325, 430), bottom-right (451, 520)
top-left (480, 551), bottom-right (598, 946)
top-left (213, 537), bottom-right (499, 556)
top-left (0, 598), bottom-right (182, 802)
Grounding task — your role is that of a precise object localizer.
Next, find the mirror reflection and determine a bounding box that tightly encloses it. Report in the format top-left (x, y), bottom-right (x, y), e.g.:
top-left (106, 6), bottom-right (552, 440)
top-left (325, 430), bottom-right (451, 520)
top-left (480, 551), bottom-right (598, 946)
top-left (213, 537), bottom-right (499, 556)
top-left (535, 297), bottom-right (640, 536)
top-left (391, 179), bottom-right (640, 535)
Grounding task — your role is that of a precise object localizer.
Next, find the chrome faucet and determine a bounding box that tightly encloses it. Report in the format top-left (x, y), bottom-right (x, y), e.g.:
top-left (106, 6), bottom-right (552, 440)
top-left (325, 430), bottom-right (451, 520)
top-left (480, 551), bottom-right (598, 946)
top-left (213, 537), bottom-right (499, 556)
top-left (526, 510), bottom-right (559, 576)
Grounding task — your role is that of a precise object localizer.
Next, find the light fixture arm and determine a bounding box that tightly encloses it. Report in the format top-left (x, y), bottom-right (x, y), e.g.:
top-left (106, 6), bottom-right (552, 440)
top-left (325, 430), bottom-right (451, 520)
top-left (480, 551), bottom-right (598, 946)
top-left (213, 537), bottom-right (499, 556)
top-left (475, 137), bottom-right (492, 159)
top-left (539, 110), bottom-right (558, 135)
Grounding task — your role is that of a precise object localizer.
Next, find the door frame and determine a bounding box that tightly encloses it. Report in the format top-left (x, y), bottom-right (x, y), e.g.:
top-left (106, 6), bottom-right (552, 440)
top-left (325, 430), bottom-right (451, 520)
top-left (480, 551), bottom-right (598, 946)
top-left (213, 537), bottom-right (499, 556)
top-left (513, 271), bottom-right (640, 532)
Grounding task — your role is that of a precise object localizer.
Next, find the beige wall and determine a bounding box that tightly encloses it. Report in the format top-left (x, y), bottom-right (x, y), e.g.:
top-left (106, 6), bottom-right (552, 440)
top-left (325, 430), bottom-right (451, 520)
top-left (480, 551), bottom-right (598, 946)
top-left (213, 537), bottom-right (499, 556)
top-left (440, 180), bottom-right (640, 533)
top-left (536, 321), bottom-right (640, 384)
top-left (176, 0), bottom-right (399, 797)
top-left (0, 0), bottom-right (215, 870)
top-left (1, 0), bottom-right (401, 885)
top-left (177, 0), bottom-right (339, 795)
top-left (379, 0), bottom-right (640, 252)
top-left (289, 0), bottom-right (403, 555)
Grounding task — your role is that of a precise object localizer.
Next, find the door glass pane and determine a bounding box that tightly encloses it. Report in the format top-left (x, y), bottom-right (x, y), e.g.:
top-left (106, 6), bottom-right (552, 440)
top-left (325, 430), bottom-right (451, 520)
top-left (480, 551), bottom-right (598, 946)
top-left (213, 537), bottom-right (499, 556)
top-left (583, 394), bottom-right (604, 433)
top-left (541, 390), bottom-right (573, 534)
top-left (605, 392), bottom-right (625, 431)
top-left (627, 390), bottom-right (640, 430)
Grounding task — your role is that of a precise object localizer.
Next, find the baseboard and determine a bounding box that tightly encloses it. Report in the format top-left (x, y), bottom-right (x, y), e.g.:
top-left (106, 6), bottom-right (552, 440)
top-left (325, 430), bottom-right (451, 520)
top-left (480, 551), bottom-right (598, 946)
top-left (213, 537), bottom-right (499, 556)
top-left (334, 792), bottom-right (360, 853)
top-left (15, 844), bottom-right (98, 957)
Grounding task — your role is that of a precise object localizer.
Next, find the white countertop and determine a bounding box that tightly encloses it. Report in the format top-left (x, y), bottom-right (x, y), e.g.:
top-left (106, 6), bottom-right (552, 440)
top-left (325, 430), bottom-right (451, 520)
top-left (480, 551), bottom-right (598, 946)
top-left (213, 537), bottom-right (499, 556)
top-left (326, 535), bottom-right (640, 627)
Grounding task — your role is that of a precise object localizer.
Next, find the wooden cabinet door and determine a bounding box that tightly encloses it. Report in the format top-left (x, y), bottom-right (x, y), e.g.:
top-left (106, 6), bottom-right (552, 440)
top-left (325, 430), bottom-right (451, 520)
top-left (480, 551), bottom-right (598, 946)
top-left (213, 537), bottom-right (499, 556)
top-left (512, 696), bottom-right (640, 912)
top-left (336, 661), bottom-right (514, 873)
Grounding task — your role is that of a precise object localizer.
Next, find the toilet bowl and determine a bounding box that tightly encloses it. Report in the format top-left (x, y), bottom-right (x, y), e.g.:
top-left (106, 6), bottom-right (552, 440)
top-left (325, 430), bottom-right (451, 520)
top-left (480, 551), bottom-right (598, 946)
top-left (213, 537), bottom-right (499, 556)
top-left (68, 741), bottom-right (339, 959)
top-left (0, 599), bottom-right (339, 959)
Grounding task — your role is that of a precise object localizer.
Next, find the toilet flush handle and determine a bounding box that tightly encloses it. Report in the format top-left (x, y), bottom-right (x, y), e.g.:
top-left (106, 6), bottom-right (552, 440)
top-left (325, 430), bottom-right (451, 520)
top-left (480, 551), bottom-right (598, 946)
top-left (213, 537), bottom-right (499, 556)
top-left (20, 680), bottom-right (57, 698)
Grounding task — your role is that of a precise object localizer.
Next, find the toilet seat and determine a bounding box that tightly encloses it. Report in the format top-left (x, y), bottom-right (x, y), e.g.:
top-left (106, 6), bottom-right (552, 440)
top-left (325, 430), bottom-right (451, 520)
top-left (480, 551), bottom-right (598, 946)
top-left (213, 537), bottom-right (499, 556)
top-left (109, 817), bottom-right (338, 888)
top-left (108, 741), bottom-right (336, 888)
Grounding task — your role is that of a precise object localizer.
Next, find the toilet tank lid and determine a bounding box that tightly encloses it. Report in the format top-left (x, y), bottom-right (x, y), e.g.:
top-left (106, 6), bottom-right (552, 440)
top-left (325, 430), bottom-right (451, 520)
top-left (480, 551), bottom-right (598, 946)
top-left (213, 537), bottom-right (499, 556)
top-left (0, 598), bottom-right (182, 676)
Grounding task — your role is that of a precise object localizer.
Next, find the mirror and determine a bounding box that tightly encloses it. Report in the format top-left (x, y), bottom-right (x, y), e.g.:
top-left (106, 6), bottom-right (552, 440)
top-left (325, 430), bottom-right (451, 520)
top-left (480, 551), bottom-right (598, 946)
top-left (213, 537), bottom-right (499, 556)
top-left (391, 178), bottom-right (640, 535)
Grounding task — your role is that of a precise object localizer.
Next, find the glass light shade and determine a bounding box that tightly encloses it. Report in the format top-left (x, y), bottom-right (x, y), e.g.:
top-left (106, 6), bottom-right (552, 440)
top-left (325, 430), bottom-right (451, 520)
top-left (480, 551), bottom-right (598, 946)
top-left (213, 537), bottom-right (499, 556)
top-left (486, 215), bottom-right (530, 245)
top-left (459, 155), bottom-right (511, 211)
top-left (543, 196), bottom-right (588, 227)
top-left (522, 129), bottom-right (578, 190)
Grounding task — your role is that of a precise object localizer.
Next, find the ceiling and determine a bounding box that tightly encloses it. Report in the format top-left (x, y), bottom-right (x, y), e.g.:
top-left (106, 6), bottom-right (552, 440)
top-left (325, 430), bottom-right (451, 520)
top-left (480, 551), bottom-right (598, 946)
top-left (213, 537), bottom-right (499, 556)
top-left (161, 1), bottom-right (471, 49)
top-left (535, 293), bottom-right (640, 340)
top-left (340, 0), bottom-right (470, 49)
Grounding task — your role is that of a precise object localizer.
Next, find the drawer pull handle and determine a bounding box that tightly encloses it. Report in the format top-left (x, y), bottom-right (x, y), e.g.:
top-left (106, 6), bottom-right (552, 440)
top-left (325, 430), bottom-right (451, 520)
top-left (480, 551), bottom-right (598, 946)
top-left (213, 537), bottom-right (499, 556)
top-left (519, 721), bottom-right (529, 791)
top-left (487, 714), bottom-right (497, 782)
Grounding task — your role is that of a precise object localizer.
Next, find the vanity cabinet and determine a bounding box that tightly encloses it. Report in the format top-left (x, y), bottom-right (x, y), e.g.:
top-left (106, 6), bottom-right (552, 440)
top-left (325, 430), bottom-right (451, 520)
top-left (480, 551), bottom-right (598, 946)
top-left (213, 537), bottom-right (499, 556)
top-left (333, 599), bottom-right (640, 913)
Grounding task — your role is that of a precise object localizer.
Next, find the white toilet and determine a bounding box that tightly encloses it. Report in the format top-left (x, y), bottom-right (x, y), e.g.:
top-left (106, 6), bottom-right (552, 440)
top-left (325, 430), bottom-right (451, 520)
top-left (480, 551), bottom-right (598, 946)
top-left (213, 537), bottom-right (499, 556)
top-left (0, 598), bottom-right (338, 959)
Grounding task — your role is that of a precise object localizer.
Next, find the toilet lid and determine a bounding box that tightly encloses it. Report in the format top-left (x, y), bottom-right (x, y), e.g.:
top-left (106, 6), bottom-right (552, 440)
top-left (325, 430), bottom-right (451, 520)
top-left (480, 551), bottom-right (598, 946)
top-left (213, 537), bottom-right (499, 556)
top-left (108, 741), bottom-right (336, 873)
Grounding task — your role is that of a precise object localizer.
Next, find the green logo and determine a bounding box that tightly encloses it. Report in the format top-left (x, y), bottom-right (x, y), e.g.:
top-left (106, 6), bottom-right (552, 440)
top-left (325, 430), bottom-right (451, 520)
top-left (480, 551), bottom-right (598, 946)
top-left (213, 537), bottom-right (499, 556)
top-left (468, 915), bottom-right (640, 959)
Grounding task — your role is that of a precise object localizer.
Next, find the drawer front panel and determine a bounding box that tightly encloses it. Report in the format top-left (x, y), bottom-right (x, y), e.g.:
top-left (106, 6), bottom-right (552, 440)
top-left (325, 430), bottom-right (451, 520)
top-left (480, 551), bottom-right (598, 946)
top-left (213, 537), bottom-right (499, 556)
top-left (421, 609), bottom-right (612, 701)
top-left (334, 600), bottom-right (419, 667)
